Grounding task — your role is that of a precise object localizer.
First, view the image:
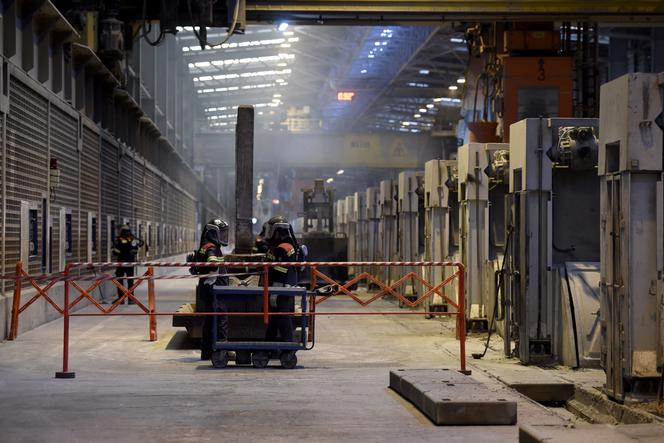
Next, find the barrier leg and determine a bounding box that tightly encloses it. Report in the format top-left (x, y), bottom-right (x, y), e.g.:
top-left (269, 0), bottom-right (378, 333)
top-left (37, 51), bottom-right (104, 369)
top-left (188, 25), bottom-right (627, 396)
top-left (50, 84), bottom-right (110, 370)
top-left (457, 266), bottom-right (470, 375)
top-left (263, 265), bottom-right (269, 325)
top-left (8, 262), bottom-right (23, 340)
top-left (56, 265), bottom-right (75, 379)
top-left (308, 267), bottom-right (317, 343)
top-left (147, 267), bottom-right (157, 341)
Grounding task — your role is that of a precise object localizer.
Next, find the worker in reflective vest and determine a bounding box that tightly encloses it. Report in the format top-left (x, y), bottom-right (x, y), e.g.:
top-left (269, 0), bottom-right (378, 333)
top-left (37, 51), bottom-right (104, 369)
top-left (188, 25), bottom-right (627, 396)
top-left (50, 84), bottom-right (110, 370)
top-left (112, 224), bottom-right (145, 304)
top-left (264, 220), bottom-right (298, 342)
top-left (197, 218), bottom-right (229, 361)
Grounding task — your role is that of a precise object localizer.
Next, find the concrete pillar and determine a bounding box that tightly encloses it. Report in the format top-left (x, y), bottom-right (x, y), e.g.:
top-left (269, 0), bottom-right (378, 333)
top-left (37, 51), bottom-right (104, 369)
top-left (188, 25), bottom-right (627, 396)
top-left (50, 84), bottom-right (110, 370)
top-left (234, 106), bottom-right (254, 253)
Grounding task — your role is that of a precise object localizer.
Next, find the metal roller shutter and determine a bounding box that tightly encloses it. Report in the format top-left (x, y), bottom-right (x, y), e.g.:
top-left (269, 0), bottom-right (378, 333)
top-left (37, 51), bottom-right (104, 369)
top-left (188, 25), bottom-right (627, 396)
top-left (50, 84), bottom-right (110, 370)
top-left (81, 125), bottom-right (100, 261)
top-left (101, 135), bottom-right (119, 261)
top-left (119, 149), bottom-right (133, 223)
top-left (132, 158), bottom-right (145, 225)
top-left (5, 77), bottom-right (49, 275)
top-left (49, 104), bottom-right (79, 266)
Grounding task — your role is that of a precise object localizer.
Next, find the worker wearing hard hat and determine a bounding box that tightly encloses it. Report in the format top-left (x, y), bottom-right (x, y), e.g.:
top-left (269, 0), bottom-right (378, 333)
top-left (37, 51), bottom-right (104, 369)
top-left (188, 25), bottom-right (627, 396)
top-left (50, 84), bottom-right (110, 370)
top-left (263, 217), bottom-right (299, 342)
top-left (195, 218), bottom-right (230, 360)
top-left (112, 224), bottom-right (145, 304)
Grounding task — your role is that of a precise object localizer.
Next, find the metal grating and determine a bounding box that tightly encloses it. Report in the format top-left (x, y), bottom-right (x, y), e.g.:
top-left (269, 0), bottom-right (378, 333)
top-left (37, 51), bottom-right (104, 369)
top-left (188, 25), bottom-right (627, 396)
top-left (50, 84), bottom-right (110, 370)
top-left (101, 135), bottom-right (120, 261)
top-left (50, 104), bottom-right (80, 264)
top-left (5, 77), bottom-right (49, 275)
top-left (119, 150), bottom-right (133, 223)
top-left (80, 125), bottom-right (100, 261)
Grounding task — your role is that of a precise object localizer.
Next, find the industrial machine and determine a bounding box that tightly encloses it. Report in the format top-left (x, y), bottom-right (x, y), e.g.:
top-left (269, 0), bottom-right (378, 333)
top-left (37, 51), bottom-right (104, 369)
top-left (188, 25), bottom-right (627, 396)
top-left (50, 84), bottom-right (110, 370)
top-left (335, 199), bottom-right (347, 239)
top-left (482, 145), bottom-right (511, 342)
top-left (423, 159), bottom-right (460, 315)
top-left (598, 72), bottom-right (664, 401)
top-left (506, 117), bottom-right (601, 366)
top-left (345, 194), bottom-right (357, 273)
top-left (499, 26), bottom-right (573, 142)
top-left (302, 179), bottom-right (334, 234)
top-left (458, 143), bottom-right (510, 330)
top-left (397, 171), bottom-right (425, 301)
top-left (365, 187), bottom-right (381, 284)
top-left (379, 179), bottom-right (398, 284)
top-left (300, 180), bottom-right (347, 283)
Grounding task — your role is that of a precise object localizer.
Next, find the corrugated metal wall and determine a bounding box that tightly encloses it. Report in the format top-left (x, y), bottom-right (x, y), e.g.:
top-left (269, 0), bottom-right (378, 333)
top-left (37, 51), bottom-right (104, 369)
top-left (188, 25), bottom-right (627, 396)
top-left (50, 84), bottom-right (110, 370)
top-left (81, 124), bottom-right (100, 262)
top-left (5, 77), bottom-right (49, 275)
top-left (1, 71), bottom-right (204, 283)
top-left (50, 103), bottom-right (79, 267)
top-left (100, 134), bottom-right (120, 262)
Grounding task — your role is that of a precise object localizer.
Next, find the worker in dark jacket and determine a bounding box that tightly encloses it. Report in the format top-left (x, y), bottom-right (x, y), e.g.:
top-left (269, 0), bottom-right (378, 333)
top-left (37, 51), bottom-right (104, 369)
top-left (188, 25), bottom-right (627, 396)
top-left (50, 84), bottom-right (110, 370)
top-left (197, 218), bottom-right (230, 360)
top-left (264, 218), bottom-right (298, 342)
top-left (112, 224), bottom-right (145, 304)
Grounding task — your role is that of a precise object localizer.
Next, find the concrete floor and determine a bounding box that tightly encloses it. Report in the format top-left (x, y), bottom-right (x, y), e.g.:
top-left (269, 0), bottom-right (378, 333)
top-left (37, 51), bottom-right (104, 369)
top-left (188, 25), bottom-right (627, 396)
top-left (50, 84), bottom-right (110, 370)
top-left (0, 277), bottom-right (594, 442)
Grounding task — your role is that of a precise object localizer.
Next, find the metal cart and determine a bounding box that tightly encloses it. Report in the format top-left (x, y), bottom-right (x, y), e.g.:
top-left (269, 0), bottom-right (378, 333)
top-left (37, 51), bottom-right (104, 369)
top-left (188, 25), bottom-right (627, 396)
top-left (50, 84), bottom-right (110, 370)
top-left (210, 286), bottom-right (309, 369)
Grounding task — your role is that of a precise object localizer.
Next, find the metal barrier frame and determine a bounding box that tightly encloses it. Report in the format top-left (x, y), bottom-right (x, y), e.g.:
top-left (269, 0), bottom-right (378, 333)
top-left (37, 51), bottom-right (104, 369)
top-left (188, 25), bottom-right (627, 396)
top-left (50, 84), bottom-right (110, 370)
top-left (4, 261), bottom-right (467, 378)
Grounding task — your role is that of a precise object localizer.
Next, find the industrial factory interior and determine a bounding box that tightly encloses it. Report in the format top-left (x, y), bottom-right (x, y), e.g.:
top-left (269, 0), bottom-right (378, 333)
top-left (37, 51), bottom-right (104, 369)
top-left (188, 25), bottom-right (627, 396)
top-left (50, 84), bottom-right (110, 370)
top-left (1, 1), bottom-right (664, 442)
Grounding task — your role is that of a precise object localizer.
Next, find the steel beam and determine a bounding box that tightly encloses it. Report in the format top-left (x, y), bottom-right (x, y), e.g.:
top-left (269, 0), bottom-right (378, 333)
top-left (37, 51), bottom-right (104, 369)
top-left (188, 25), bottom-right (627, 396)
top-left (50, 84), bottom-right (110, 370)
top-left (244, 1), bottom-right (664, 23)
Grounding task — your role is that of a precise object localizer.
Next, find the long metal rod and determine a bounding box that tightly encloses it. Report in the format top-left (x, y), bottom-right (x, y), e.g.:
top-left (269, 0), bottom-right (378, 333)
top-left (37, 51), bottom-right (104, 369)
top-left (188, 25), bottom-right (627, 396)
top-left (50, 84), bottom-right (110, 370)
top-left (1, 112), bottom-right (6, 300)
top-left (243, 1), bottom-right (664, 22)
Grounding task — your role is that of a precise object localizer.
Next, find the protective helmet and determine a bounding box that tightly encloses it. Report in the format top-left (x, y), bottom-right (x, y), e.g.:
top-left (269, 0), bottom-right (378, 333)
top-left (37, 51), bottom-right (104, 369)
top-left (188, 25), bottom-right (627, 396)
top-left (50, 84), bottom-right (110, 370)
top-left (119, 224), bottom-right (131, 237)
top-left (202, 218), bottom-right (229, 247)
top-left (264, 216), bottom-right (292, 244)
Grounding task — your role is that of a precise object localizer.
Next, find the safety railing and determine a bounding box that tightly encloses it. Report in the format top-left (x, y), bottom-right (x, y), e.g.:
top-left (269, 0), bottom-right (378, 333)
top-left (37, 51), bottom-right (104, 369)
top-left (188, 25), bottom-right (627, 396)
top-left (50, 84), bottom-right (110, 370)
top-left (3, 260), bottom-right (467, 378)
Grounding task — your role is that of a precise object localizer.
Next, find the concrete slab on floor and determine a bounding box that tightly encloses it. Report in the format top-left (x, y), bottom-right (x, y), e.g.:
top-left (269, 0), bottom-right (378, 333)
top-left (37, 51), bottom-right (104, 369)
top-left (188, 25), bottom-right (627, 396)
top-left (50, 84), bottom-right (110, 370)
top-left (390, 368), bottom-right (517, 425)
top-left (520, 423), bottom-right (664, 443)
top-left (489, 365), bottom-right (574, 403)
top-left (0, 283), bottom-right (581, 442)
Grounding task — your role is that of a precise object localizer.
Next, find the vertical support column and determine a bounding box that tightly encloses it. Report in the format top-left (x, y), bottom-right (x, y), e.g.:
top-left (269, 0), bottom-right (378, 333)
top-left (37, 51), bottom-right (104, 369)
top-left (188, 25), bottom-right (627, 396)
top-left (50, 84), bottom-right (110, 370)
top-left (234, 106), bottom-right (254, 254)
top-left (457, 264), bottom-right (469, 375)
top-left (56, 264), bottom-right (75, 378)
top-left (8, 262), bottom-right (23, 340)
top-left (147, 266), bottom-right (157, 341)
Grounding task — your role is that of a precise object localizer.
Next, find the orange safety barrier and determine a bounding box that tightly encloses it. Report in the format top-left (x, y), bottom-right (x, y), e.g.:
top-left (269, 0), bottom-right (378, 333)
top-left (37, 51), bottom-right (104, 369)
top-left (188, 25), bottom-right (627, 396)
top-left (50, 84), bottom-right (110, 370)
top-left (7, 262), bottom-right (157, 343)
top-left (3, 261), bottom-right (467, 378)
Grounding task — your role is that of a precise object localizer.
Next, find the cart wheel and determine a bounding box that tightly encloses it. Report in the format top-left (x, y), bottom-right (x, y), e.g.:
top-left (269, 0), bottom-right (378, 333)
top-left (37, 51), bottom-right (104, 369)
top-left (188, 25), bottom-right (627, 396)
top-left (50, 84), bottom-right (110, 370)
top-left (280, 351), bottom-right (297, 369)
top-left (251, 351), bottom-right (269, 368)
top-left (211, 350), bottom-right (229, 369)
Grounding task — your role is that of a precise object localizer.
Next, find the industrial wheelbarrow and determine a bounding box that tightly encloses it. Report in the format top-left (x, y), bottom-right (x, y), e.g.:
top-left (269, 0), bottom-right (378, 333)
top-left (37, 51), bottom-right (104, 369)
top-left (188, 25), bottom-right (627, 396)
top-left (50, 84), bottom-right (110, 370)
top-left (209, 286), bottom-right (310, 369)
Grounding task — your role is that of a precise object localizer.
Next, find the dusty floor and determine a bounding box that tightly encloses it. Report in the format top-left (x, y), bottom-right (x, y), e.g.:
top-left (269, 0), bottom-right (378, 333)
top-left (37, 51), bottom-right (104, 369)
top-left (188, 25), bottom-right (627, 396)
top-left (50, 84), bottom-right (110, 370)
top-left (0, 277), bottom-right (600, 442)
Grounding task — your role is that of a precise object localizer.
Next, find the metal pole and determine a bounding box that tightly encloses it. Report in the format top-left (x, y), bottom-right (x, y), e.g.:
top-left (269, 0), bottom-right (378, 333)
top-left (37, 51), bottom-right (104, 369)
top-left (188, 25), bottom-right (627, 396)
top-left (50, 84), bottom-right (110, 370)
top-left (8, 261), bottom-right (23, 340)
top-left (1, 113), bottom-right (7, 304)
top-left (309, 266), bottom-right (317, 342)
top-left (458, 264), bottom-right (470, 374)
top-left (56, 264), bottom-right (75, 378)
top-left (147, 266), bottom-right (157, 341)
top-left (262, 265), bottom-right (269, 325)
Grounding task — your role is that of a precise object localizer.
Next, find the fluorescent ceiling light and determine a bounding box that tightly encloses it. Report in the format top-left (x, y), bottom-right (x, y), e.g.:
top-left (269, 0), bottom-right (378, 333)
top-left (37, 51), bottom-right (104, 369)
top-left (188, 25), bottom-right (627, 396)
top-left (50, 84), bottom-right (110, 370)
top-left (457, 78), bottom-right (466, 84)
top-left (278, 22), bottom-right (289, 31)
top-left (419, 69), bottom-right (430, 75)
top-left (189, 53), bottom-right (295, 69)
top-left (448, 85), bottom-right (458, 91)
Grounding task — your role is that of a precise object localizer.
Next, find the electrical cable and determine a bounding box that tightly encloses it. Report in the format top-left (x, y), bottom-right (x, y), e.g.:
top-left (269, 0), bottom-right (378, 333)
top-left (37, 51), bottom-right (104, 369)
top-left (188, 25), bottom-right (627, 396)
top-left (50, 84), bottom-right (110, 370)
top-left (472, 225), bottom-right (513, 359)
top-left (141, 0), bottom-right (165, 46)
top-left (187, 0), bottom-right (240, 50)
